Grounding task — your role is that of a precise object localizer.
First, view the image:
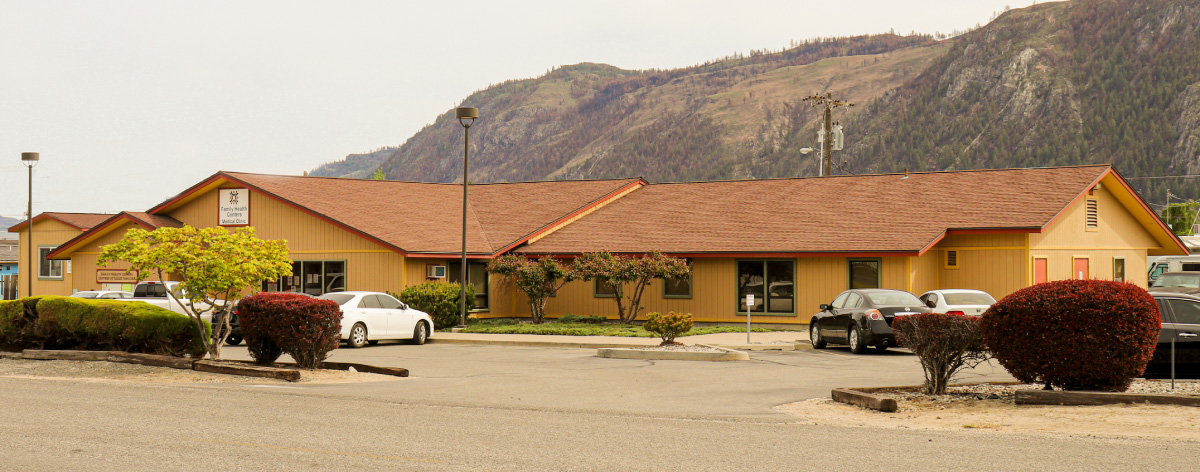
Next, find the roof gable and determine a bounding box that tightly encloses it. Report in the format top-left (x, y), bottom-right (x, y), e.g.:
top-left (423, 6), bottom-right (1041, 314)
top-left (7, 212), bottom-right (114, 233)
top-left (47, 212), bottom-right (183, 259)
top-left (149, 172), bottom-right (643, 256)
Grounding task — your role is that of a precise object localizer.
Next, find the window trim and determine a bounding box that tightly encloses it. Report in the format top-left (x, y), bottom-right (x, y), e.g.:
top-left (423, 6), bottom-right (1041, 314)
top-left (944, 250), bottom-right (959, 270)
top-left (1112, 257), bottom-right (1126, 283)
top-left (38, 245), bottom-right (64, 280)
top-left (735, 258), bottom-right (797, 316)
top-left (847, 258), bottom-right (882, 289)
top-left (449, 260), bottom-right (491, 312)
top-left (593, 278), bottom-right (618, 298)
top-left (662, 259), bottom-right (693, 299)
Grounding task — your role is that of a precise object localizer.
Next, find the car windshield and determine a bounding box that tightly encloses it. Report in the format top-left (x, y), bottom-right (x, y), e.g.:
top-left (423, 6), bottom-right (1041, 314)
top-left (865, 291), bottom-right (923, 306)
top-left (319, 293), bottom-right (355, 305)
top-left (70, 292), bottom-right (98, 299)
top-left (943, 292), bottom-right (996, 305)
top-left (1151, 274), bottom-right (1200, 289)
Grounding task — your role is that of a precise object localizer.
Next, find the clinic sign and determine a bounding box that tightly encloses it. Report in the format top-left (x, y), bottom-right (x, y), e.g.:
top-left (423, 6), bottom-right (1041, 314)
top-left (219, 188), bottom-right (250, 226)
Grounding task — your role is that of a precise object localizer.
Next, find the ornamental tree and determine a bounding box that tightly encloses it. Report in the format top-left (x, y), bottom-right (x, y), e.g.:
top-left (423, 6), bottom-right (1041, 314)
top-left (892, 313), bottom-right (990, 395)
top-left (487, 255), bottom-right (576, 324)
top-left (573, 251), bottom-right (691, 324)
top-left (98, 226), bottom-right (292, 359)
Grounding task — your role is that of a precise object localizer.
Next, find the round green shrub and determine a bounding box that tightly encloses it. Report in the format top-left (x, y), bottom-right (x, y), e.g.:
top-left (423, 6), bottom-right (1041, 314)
top-left (393, 282), bottom-right (473, 330)
top-left (980, 279), bottom-right (1160, 391)
top-left (643, 311), bottom-right (693, 345)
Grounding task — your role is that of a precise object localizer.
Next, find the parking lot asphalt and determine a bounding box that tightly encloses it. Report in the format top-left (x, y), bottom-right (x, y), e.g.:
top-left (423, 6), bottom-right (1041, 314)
top-left (218, 335), bottom-right (1016, 418)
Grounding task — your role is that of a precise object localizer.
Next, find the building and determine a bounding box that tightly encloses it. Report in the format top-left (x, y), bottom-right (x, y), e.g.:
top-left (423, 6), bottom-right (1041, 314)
top-left (20, 164), bottom-right (1186, 325)
top-left (8, 213), bottom-right (113, 297)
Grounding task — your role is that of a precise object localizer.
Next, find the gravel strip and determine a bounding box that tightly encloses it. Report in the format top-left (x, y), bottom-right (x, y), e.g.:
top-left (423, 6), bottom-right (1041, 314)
top-left (870, 380), bottom-right (1200, 411)
top-left (628, 344), bottom-right (728, 353)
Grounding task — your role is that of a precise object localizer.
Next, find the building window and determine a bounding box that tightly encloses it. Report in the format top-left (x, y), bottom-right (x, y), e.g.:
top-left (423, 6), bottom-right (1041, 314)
top-left (849, 259), bottom-right (881, 289)
top-left (38, 246), bottom-right (63, 280)
top-left (945, 250), bottom-right (959, 269)
top-left (1113, 257), bottom-right (1125, 282)
top-left (1086, 198), bottom-right (1099, 230)
top-left (449, 261), bottom-right (490, 310)
top-left (263, 260), bottom-right (345, 296)
top-left (594, 278), bottom-right (618, 298)
top-left (736, 260), bottom-right (795, 314)
top-left (663, 259), bottom-right (692, 298)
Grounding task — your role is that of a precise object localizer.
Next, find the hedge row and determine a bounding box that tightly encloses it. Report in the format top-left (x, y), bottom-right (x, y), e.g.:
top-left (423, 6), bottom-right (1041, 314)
top-left (0, 296), bottom-right (207, 357)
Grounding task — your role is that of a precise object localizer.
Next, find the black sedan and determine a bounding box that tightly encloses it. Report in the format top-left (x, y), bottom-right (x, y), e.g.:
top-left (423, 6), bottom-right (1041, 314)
top-left (1147, 291), bottom-right (1200, 377)
top-left (809, 289), bottom-right (930, 354)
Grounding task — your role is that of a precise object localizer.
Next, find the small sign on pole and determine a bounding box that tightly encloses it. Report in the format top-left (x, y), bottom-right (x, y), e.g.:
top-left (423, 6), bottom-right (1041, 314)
top-left (745, 293), bottom-right (754, 343)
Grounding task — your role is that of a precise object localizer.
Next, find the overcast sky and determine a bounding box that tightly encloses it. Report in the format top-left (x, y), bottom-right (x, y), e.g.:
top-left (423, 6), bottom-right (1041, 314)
top-left (0, 0), bottom-right (1038, 218)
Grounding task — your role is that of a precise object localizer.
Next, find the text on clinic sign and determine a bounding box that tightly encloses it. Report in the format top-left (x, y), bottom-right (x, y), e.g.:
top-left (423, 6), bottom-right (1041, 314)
top-left (219, 189), bottom-right (250, 226)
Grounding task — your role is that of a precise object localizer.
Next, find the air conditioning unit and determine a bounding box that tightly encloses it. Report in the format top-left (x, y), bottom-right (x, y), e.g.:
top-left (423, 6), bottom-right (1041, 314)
top-left (427, 265), bottom-right (447, 279)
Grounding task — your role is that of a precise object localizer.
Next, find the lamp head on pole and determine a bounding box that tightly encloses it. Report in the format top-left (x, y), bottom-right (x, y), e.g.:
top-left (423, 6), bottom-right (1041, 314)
top-left (21, 152), bottom-right (39, 168)
top-left (456, 107), bottom-right (478, 128)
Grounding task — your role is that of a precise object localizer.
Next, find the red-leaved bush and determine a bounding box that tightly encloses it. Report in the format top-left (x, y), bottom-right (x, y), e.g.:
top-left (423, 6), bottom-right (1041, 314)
top-left (893, 313), bottom-right (989, 395)
top-left (980, 279), bottom-right (1160, 391)
top-left (237, 293), bottom-right (343, 369)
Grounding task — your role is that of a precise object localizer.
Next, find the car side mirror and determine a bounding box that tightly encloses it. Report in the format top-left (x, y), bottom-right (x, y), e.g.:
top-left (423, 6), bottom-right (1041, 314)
top-left (819, 304), bottom-right (832, 311)
top-left (925, 300), bottom-right (937, 308)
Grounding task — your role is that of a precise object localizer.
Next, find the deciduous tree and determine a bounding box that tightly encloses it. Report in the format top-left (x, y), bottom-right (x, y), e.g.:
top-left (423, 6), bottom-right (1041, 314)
top-left (98, 226), bottom-right (292, 359)
top-left (487, 255), bottom-right (575, 324)
top-left (574, 251), bottom-right (690, 324)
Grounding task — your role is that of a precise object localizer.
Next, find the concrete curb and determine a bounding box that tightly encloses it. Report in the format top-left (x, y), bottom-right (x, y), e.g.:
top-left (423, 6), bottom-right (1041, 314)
top-left (429, 337), bottom-right (654, 349)
top-left (596, 344), bottom-right (750, 361)
top-left (1015, 389), bottom-right (1200, 407)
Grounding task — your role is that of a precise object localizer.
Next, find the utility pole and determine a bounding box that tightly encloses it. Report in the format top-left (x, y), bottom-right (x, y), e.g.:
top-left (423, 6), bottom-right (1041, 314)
top-left (802, 91), bottom-right (853, 177)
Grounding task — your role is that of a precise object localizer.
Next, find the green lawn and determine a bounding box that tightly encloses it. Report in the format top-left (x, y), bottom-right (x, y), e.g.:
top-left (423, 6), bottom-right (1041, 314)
top-left (459, 322), bottom-right (783, 337)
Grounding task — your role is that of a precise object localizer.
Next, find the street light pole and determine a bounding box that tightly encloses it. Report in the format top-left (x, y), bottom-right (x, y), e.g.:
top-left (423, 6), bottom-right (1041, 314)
top-left (21, 152), bottom-right (39, 298)
top-left (456, 107), bottom-right (478, 328)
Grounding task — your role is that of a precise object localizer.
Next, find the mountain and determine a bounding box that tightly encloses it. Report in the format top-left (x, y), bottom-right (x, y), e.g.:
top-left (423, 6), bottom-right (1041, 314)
top-left (313, 0), bottom-right (1200, 203)
top-left (308, 147), bottom-right (394, 179)
top-left (0, 216), bottom-right (22, 240)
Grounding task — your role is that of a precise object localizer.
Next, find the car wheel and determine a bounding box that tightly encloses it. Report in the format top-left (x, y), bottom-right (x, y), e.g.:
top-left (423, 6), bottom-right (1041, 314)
top-left (848, 325), bottom-right (866, 354)
top-left (809, 323), bottom-right (826, 349)
top-left (225, 334), bottom-right (243, 346)
top-left (410, 321), bottom-right (428, 345)
top-left (348, 323), bottom-right (368, 348)
top-left (874, 344), bottom-right (888, 353)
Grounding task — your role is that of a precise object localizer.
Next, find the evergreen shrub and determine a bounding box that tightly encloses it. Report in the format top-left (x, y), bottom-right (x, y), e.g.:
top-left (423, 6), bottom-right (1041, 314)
top-left (393, 282), bottom-right (473, 330)
top-left (980, 279), bottom-right (1160, 391)
top-left (0, 296), bottom-right (205, 356)
top-left (643, 311), bottom-right (693, 345)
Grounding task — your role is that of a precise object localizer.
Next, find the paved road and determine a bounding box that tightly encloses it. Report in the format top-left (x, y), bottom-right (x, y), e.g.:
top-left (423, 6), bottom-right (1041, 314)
top-left (3, 344), bottom-right (1197, 470)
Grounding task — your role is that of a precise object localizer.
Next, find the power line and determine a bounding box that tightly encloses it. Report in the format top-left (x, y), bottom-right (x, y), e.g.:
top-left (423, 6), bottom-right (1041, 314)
top-left (1124, 175), bottom-right (1200, 181)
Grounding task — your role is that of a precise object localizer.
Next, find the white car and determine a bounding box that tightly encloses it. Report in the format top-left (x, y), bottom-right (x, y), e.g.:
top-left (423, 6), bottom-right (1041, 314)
top-left (317, 291), bottom-right (433, 348)
top-left (918, 289), bottom-right (997, 316)
top-left (71, 290), bottom-right (133, 300)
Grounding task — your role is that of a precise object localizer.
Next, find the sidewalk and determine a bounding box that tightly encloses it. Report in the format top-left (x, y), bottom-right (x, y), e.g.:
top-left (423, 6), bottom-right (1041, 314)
top-left (428, 330), bottom-right (810, 350)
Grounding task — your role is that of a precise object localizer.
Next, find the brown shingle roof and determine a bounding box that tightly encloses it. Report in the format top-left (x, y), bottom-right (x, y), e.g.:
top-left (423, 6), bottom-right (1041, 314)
top-left (6, 212), bottom-right (114, 232)
top-left (0, 240), bottom-right (17, 263)
top-left (517, 166), bottom-right (1113, 255)
top-left (215, 173), bottom-right (642, 255)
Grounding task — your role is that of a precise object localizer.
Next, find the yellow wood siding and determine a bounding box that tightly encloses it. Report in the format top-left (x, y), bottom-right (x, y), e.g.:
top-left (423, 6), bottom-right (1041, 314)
top-left (1029, 184), bottom-right (1155, 287)
top-left (910, 251), bottom-right (940, 296)
top-left (69, 221), bottom-right (152, 292)
top-left (17, 219), bottom-right (82, 297)
top-left (494, 256), bottom-right (911, 324)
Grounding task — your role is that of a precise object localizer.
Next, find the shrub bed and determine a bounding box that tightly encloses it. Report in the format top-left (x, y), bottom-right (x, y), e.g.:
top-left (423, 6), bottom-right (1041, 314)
top-left (0, 296), bottom-right (206, 357)
top-left (460, 322), bottom-right (777, 337)
top-left (237, 293), bottom-right (342, 368)
top-left (980, 279), bottom-right (1160, 391)
top-left (555, 314), bottom-right (606, 324)
top-left (393, 282), bottom-right (473, 330)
